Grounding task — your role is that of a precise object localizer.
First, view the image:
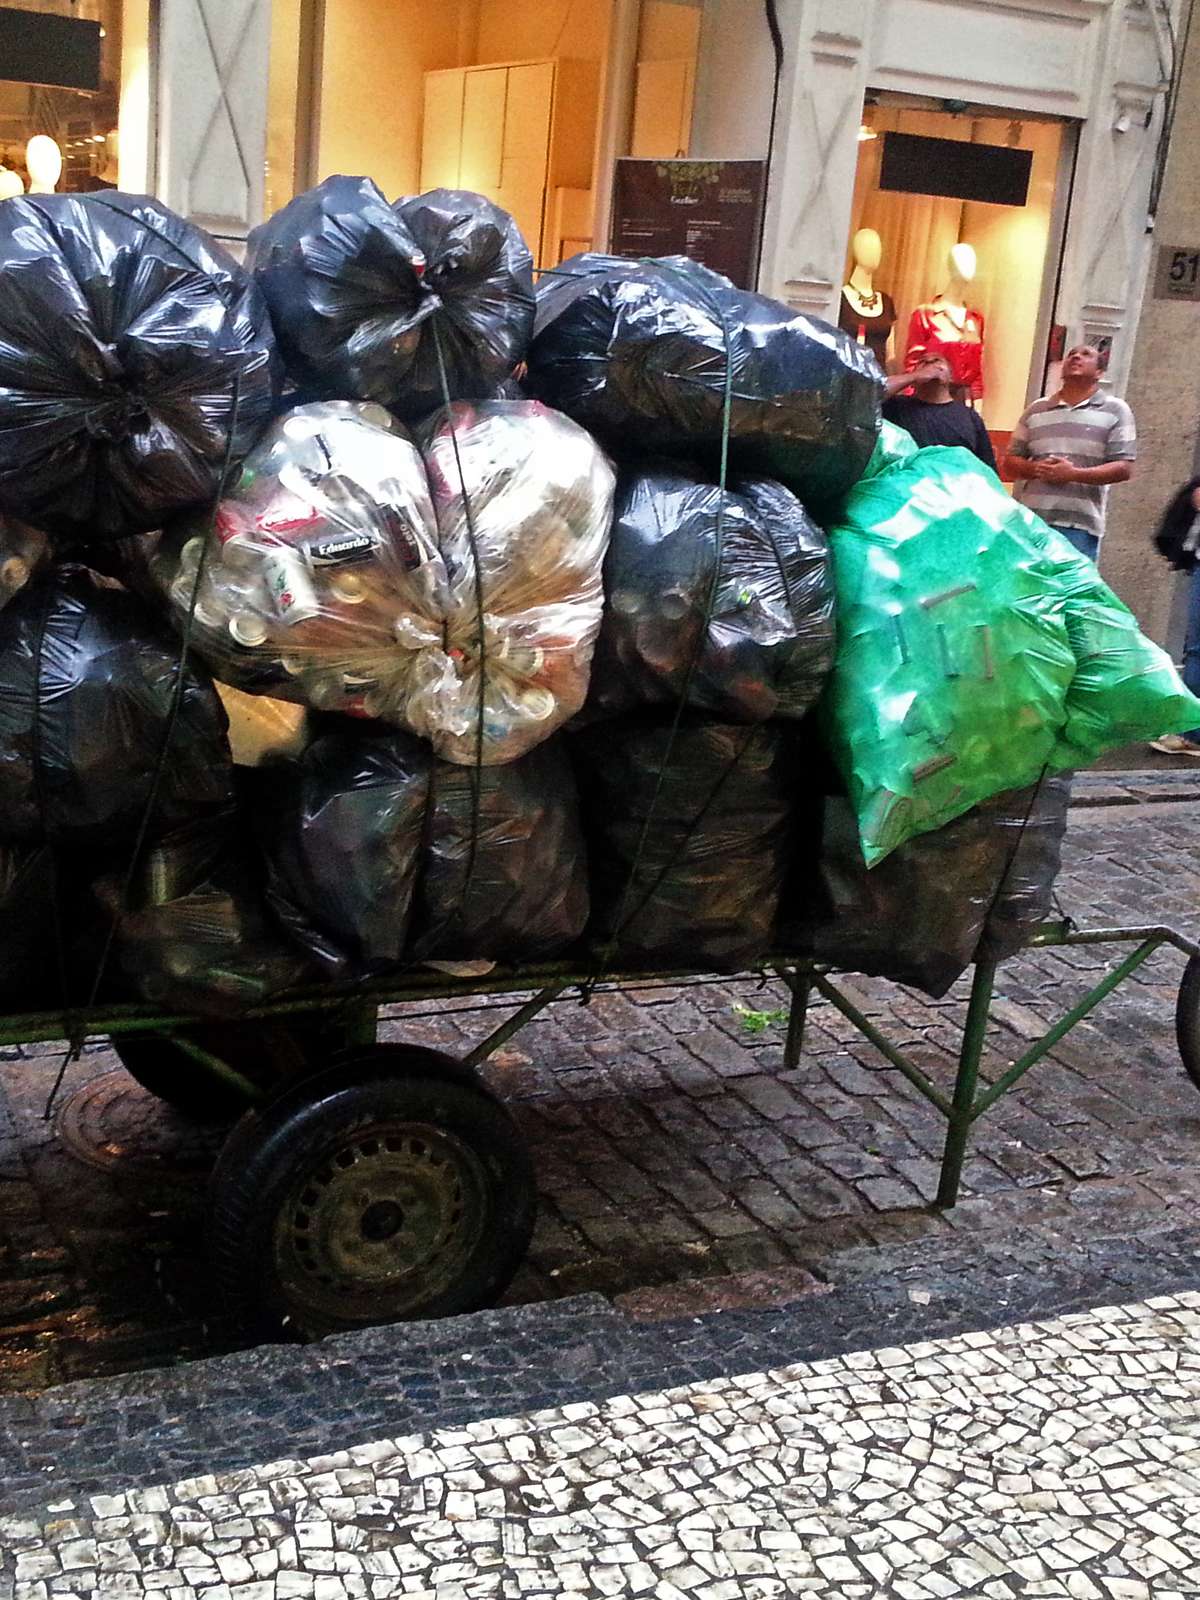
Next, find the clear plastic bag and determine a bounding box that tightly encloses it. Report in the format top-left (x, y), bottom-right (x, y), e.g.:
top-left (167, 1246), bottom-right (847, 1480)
top-left (149, 399), bottom-right (614, 765)
top-left (149, 400), bottom-right (451, 723)
top-left (587, 464), bottom-right (835, 723)
top-left (416, 400), bottom-right (614, 763)
top-left (247, 178), bottom-right (534, 418)
top-left (0, 192), bottom-right (278, 541)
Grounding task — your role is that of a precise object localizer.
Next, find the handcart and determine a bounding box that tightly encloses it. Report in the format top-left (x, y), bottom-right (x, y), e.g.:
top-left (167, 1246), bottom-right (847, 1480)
top-left (2, 914), bottom-right (1197, 1341)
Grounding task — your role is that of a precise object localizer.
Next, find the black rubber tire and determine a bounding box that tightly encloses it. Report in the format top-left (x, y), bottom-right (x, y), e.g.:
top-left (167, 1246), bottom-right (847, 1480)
top-left (207, 1045), bottom-right (536, 1339)
top-left (1177, 954), bottom-right (1200, 1092)
top-left (112, 1024), bottom-right (311, 1123)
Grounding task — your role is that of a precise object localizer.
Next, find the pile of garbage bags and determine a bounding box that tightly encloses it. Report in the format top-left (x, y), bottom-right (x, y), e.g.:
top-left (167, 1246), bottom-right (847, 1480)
top-left (1, 181), bottom-right (1198, 1018)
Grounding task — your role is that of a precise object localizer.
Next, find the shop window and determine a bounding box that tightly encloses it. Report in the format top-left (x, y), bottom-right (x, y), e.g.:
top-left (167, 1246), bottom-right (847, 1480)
top-left (0, 0), bottom-right (136, 197)
top-left (847, 98), bottom-right (1072, 437)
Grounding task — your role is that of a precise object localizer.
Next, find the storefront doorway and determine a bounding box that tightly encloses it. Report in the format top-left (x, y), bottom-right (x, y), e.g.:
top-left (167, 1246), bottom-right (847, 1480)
top-left (847, 93), bottom-right (1079, 452)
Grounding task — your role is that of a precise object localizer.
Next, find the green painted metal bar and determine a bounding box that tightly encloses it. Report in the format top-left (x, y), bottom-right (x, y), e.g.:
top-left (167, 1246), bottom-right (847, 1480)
top-left (779, 968), bottom-right (811, 1071)
top-left (934, 959), bottom-right (997, 1209)
top-left (811, 972), bottom-right (953, 1117)
top-left (162, 1034), bottom-right (265, 1106)
top-left (968, 936), bottom-right (1164, 1121)
top-left (463, 981), bottom-right (572, 1069)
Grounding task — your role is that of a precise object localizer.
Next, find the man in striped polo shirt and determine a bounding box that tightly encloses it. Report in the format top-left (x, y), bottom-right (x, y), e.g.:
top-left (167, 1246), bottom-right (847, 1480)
top-left (1003, 345), bottom-right (1136, 563)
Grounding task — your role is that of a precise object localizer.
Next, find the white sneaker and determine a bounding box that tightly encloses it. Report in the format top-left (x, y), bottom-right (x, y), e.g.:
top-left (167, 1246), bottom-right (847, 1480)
top-left (1150, 734), bottom-right (1200, 756)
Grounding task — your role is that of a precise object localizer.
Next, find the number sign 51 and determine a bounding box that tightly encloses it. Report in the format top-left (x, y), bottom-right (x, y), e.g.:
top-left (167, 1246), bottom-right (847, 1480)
top-left (1156, 245), bottom-right (1200, 301)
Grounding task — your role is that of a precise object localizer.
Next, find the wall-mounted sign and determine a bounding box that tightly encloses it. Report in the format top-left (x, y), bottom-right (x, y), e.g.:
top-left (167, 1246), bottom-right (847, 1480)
top-left (1155, 244), bottom-right (1200, 301)
top-left (610, 159), bottom-right (767, 290)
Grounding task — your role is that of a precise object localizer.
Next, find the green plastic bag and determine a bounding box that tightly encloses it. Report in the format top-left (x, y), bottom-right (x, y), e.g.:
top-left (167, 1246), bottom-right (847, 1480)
top-left (822, 444), bottom-right (1200, 865)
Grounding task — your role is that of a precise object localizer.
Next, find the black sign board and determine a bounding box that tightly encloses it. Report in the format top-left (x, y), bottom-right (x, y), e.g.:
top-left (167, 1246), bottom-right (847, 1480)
top-left (0, 6), bottom-right (101, 92)
top-left (880, 132), bottom-right (1032, 208)
top-left (610, 160), bottom-right (767, 289)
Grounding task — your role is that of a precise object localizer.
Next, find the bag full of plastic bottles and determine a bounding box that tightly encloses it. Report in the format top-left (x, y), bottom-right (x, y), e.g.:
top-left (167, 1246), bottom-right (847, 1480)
top-left (821, 444), bottom-right (1200, 866)
top-left (0, 192), bottom-right (278, 542)
top-left (247, 177), bottom-right (534, 419)
top-left (0, 566), bottom-right (234, 846)
top-left (586, 463), bottom-right (835, 723)
top-left (527, 253), bottom-right (882, 510)
top-left (148, 399), bottom-right (614, 765)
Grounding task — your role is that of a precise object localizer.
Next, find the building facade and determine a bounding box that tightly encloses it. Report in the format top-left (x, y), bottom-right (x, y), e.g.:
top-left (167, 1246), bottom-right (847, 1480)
top-left (49, 0), bottom-right (1185, 628)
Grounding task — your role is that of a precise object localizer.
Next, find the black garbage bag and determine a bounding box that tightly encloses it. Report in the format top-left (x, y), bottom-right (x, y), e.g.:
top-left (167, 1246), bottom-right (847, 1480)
top-left (0, 192), bottom-right (277, 541)
top-left (94, 799), bottom-right (315, 1016)
top-left (0, 844), bottom-right (81, 1009)
top-left (259, 726), bottom-right (429, 978)
top-left (0, 567), bottom-right (234, 845)
top-left (572, 718), bottom-right (797, 970)
top-left (247, 177), bottom-right (535, 418)
top-left (787, 775), bottom-right (1072, 998)
top-left (527, 253), bottom-right (882, 509)
top-left (261, 725), bottom-right (589, 977)
top-left (417, 739), bottom-right (589, 961)
top-left (587, 465), bottom-right (835, 722)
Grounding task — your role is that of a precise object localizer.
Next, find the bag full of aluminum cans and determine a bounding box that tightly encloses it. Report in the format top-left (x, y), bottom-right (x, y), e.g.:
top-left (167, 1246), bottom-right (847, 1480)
top-left (146, 398), bottom-right (614, 765)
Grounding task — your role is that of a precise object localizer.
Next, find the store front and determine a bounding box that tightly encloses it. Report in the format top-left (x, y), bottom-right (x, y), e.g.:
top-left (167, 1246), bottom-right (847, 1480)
top-left (0, 0), bottom-right (149, 198)
top-left (845, 94), bottom-right (1078, 451)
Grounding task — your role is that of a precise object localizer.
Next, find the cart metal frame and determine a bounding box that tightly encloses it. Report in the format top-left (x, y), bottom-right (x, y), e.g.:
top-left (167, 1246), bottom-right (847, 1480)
top-left (3, 917), bottom-right (1196, 1210)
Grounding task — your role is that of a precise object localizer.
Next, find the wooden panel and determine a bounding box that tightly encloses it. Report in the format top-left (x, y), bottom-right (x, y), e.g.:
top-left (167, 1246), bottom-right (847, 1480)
top-left (548, 57), bottom-right (599, 191)
top-left (459, 65), bottom-right (507, 193)
top-left (630, 57), bottom-right (691, 159)
top-left (420, 69), bottom-right (465, 192)
top-left (495, 61), bottom-right (553, 262)
top-left (502, 61), bottom-right (554, 163)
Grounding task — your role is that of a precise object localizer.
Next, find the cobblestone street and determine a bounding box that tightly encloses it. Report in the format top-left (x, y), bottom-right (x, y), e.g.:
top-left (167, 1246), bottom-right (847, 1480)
top-left (0, 769), bottom-right (1197, 1396)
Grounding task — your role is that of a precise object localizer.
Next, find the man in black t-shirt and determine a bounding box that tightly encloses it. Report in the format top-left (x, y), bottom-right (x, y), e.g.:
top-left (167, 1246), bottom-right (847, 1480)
top-left (882, 355), bottom-right (998, 473)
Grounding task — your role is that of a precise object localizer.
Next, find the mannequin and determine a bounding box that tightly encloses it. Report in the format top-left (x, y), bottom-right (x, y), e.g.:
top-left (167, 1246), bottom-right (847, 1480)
top-left (838, 227), bottom-right (897, 370)
top-left (25, 135), bottom-right (62, 195)
top-left (906, 242), bottom-right (985, 401)
top-left (0, 166), bottom-right (23, 202)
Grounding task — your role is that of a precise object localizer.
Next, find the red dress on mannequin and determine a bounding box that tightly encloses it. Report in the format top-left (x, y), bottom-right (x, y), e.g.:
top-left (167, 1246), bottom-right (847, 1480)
top-left (905, 302), bottom-right (985, 400)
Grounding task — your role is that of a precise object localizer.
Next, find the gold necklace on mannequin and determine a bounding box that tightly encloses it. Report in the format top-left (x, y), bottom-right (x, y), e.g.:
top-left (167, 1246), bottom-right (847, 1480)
top-left (844, 281), bottom-right (882, 316)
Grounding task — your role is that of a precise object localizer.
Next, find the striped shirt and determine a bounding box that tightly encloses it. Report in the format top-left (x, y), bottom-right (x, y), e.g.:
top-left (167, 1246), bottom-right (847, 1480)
top-left (1008, 389), bottom-right (1136, 540)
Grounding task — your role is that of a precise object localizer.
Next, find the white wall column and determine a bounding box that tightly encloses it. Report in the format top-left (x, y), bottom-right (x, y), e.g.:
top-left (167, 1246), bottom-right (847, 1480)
top-left (154, 0), bottom-right (272, 246)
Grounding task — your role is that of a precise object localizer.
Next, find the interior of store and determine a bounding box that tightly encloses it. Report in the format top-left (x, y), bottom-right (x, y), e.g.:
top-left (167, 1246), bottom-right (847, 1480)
top-left (291, 0), bottom-right (703, 268)
top-left (847, 95), bottom-right (1074, 443)
top-left (0, 0), bottom-right (124, 198)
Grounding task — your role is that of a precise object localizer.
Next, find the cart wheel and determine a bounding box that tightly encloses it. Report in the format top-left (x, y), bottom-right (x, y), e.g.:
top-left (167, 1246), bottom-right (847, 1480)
top-left (112, 1023), bottom-right (310, 1123)
top-left (207, 1045), bottom-right (536, 1339)
top-left (1177, 955), bottom-right (1200, 1092)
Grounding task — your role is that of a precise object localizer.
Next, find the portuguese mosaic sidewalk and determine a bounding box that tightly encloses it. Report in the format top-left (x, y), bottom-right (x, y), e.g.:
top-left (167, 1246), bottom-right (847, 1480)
top-left (4, 1280), bottom-right (1200, 1596)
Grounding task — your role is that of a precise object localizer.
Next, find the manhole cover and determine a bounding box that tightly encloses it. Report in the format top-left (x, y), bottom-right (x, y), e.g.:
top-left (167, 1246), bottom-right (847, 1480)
top-left (55, 1068), bottom-right (226, 1179)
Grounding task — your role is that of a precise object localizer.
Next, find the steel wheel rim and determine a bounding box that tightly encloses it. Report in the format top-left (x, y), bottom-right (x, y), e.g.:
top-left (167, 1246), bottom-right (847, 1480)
top-left (273, 1117), bottom-right (491, 1323)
